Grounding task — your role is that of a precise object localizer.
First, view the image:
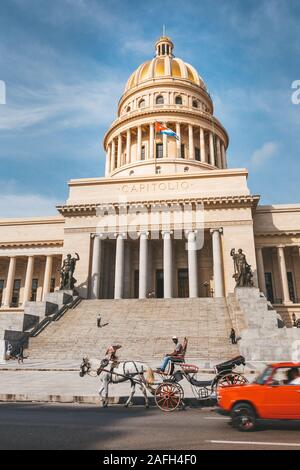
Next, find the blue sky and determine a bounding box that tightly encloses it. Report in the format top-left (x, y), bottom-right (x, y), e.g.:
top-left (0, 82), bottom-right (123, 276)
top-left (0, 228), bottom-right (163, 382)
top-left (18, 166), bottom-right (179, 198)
top-left (0, 0), bottom-right (299, 217)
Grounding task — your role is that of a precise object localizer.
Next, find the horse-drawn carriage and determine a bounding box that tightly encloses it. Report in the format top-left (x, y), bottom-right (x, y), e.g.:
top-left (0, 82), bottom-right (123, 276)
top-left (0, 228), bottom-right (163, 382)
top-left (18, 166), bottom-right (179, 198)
top-left (152, 355), bottom-right (247, 411)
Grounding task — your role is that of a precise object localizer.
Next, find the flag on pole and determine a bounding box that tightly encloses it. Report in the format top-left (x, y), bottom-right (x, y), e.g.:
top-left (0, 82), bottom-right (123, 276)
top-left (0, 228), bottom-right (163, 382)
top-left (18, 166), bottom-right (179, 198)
top-left (155, 122), bottom-right (180, 140)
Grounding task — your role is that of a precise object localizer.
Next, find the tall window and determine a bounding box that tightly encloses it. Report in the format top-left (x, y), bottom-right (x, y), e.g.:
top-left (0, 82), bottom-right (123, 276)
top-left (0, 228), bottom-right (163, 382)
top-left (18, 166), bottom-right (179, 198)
top-left (156, 143), bottom-right (163, 159)
top-left (50, 278), bottom-right (56, 293)
top-left (139, 99), bottom-right (145, 109)
top-left (0, 279), bottom-right (4, 306)
top-left (11, 279), bottom-right (21, 307)
top-left (287, 272), bottom-right (296, 303)
top-left (180, 144), bottom-right (185, 158)
top-left (156, 95), bottom-right (164, 105)
top-left (30, 278), bottom-right (38, 301)
top-left (195, 147), bottom-right (200, 161)
top-left (192, 99), bottom-right (198, 108)
top-left (141, 145), bottom-right (146, 160)
top-left (264, 273), bottom-right (274, 304)
top-left (175, 96), bottom-right (182, 105)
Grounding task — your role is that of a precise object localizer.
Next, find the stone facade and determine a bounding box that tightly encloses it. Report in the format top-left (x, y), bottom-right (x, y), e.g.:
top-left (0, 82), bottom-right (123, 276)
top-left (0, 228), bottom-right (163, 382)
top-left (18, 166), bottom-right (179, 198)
top-left (0, 36), bottom-right (299, 330)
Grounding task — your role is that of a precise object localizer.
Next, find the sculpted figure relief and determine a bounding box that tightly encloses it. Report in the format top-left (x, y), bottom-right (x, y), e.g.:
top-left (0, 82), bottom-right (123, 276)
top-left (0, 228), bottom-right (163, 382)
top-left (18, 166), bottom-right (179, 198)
top-left (60, 253), bottom-right (80, 290)
top-left (230, 248), bottom-right (254, 288)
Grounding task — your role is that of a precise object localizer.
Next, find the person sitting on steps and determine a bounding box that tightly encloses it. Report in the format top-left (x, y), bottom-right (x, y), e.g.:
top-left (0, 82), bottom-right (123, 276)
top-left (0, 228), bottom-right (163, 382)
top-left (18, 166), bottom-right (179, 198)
top-left (156, 336), bottom-right (184, 373)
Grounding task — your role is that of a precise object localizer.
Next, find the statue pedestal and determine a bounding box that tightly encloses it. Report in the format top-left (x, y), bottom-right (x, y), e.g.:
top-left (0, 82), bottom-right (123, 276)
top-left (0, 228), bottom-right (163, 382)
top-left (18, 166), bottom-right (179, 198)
top-left (0, 340), bottom-right (6, 364)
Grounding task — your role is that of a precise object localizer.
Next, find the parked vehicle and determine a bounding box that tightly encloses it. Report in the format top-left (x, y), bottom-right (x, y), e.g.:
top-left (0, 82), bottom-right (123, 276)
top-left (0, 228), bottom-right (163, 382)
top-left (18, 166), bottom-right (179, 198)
top-left (217, 362), bottom-right (300, 431)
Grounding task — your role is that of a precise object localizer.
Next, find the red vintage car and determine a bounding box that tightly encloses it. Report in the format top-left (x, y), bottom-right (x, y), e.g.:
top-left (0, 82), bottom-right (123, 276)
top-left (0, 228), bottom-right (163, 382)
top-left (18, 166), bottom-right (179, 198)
top-left (217, 362), bottom-right (300, 431)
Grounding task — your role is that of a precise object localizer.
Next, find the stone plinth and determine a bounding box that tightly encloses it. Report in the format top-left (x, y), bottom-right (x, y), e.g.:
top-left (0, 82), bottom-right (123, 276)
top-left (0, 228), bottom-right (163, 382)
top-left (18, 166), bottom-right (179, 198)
top-left (0, 313), bottom-right (39, 332)
top-left (45, 291), bottom-right (73, 309)
top-left (0, 340), bottom-right (6, 364)
top-left (24, 301), bottom-right (58, 318)
top-left (235, 288), bottom-right (300, 361)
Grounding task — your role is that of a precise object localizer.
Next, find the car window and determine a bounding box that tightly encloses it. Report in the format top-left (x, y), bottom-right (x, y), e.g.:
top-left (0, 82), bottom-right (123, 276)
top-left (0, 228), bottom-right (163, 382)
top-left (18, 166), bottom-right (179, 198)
top-left (271, 367), bottom-right (300, 385)
top-left (254, 366), bottom-right (273, 385)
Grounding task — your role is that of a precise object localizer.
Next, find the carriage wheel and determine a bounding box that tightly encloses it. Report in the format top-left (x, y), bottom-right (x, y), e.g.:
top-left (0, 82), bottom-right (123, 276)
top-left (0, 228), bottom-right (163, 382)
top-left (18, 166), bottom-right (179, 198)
top-left (216, 373), bottom-right (248, 390)
top-left (155, 382), bottom-right (183, 412)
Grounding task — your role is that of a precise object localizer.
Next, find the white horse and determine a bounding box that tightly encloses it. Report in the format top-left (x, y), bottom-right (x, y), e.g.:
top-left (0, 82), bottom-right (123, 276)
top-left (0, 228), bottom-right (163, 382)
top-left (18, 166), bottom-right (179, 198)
top-left (79, 357), bottom-right (154, 408)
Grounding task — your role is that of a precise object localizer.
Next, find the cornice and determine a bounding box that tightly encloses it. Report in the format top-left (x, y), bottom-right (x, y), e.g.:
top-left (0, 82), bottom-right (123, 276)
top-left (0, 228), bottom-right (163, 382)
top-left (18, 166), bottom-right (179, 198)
top-left (0, 216), bottom-right (64, 227)
top-left (68, 168), bottom-right (249, 187)
top-left (255, 231), bottom-right (300, 238)
top-left (57, 195), bottom-right (260, 216)
top-left (0, 240), bottom-right (64, 249)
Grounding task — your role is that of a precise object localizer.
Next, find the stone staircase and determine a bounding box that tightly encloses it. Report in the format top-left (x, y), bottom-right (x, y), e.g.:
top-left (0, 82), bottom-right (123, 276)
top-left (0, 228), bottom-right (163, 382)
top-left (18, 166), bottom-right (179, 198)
top-left (25, 298), bottom-right (239, 362)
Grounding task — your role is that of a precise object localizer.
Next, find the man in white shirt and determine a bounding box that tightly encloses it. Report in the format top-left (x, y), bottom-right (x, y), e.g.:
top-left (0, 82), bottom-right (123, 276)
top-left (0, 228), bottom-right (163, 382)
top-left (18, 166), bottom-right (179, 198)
top-left (286, 367), bottom-right (300, 385)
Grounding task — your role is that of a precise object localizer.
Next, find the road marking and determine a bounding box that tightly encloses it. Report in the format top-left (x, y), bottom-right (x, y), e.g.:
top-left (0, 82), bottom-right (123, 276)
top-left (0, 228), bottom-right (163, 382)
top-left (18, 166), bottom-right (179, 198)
top-left (204, 417), bottom-right (229, 420)
top-left (206, 440), bottom-right (300, 447)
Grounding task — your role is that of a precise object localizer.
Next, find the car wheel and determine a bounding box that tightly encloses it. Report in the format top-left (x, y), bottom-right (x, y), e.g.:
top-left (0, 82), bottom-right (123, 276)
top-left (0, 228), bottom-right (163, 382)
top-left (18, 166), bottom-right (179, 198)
top-left (231, 402), bottom-right (256, 432)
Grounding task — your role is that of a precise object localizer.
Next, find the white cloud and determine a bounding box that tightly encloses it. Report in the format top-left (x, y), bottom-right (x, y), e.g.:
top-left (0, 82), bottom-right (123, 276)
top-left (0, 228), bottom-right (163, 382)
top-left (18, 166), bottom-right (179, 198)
top-left (0, 193), bottom-right (60, 218)
top-left (0, 80), bottom-right (123, 131)
top-left (250, 142), bottom-right (278, 167)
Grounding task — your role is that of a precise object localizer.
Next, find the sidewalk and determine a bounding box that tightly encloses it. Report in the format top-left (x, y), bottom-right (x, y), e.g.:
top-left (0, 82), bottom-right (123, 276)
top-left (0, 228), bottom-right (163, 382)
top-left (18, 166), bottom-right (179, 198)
top-left (0, 358), bottom-right (264, 405)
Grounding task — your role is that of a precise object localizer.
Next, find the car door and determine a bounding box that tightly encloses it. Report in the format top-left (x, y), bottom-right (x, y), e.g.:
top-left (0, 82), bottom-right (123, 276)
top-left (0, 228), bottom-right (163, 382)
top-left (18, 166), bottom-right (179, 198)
top-left (262, 367), bottom-right (300, 419)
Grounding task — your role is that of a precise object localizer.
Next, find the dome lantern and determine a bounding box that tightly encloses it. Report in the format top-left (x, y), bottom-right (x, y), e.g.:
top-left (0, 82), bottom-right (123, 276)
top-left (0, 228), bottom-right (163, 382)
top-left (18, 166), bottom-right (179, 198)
top-left (155, 36), bottom-right (174, 57)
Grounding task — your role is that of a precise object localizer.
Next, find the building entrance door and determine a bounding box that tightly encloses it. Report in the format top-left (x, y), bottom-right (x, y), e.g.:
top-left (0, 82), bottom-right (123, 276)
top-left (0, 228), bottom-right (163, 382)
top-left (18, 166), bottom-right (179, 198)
top-left (178, 269), bottom-right (189, 298)
top-left (156, 270), bottom-right (164, 298)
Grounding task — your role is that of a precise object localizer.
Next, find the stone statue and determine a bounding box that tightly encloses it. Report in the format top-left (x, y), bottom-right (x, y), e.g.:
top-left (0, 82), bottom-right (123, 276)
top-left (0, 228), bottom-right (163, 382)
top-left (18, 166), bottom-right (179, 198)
top-left (230, 248), bottom-right (254, 287)
top-left (60, 253), bottom-right (80, 290)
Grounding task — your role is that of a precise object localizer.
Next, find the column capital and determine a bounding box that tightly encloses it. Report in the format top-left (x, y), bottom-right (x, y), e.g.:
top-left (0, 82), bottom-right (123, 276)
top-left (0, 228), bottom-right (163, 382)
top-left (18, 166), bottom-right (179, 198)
top-left (114, 232), bottom-right (127, 238)
top-left (138, 231), bottom-right (149, 237)
top-left (161, 230), bottom-right (173, 237)
top-left (91, 232), bottom-right (105, 239)
top-left (210, 227), bottom-right (223, 235)
top-left (185, 229), bottom-right (197, 238)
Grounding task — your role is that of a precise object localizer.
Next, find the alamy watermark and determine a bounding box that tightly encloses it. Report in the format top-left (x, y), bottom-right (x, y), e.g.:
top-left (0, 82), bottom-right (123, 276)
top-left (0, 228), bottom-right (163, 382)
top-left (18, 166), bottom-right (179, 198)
top-left (94, 199), bottom-right (205, 251)
top-left (291, 80), bottom-right (300, 104)
top-left (0, 80), bottom-right (6, 104)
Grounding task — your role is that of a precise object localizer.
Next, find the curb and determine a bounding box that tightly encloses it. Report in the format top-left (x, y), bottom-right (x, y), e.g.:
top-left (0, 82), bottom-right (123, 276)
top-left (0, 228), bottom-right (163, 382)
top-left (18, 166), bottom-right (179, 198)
top-left (0, 393), bottom-right (213, 407)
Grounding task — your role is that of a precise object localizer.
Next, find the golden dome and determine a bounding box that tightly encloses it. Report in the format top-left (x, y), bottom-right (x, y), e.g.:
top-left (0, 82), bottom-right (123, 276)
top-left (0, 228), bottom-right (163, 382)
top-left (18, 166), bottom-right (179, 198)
top-left (125, 36), bottom-right (206, 92)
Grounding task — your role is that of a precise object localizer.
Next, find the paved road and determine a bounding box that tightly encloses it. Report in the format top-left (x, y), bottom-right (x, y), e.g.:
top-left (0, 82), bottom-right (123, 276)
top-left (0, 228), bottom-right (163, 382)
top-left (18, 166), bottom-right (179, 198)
top-left (0, 403), bottom-right (300, 450)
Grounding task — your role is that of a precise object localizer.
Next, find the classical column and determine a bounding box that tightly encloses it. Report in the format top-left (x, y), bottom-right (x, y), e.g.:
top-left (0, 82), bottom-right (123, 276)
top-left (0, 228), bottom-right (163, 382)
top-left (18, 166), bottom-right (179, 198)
top-left (163, 231), bottom-right (172, 298)
top-left (200, 127), bottom-right (206, 163)
top-left (176, 122), bottom-right (181, 158)
top-left (188, 124), bottom-right (194, 159)
top-left (117, 134), bottom-right (122, 168)
top-left (163, 131), bottom-right (168, 158)
top-left (210, 229), bottom-right (224, 297)
top-left (137, 125), bottom-right (142, 160)
top-left (209, 132), bottom-right (216, 166)
top-left (105, 144), bottom-right (111, 176)
top-left (91, 235), bottom-right (102, 299)
top-left (3, 257), bottom-right (16, 307)
top-left (111, 139), bottom-right (116, 171)
top-left (126, 129), bottom-right (131, 164)
top-left (277, 246), bottom-right (291, 303)
top-left (256, 247), bottom-right (267, 296)
top-left (3, 256), bottom-right (17, 307)
top-left (42, 255), bottom-right (53, 300)
top-left (216, 137), bottom-right (222, 168)
top-left (114, 234), bottom-right (125, 299)
top-left (22, 256), bottom-right (34, 306)
top-left (187, 231), bottom-right (198, 298)
top-left (139, 232), bottom-right (148, 299)
top-left (221, 143), bottom-right (227, 169)
top-left (149, 123), bottom-right (154, 160)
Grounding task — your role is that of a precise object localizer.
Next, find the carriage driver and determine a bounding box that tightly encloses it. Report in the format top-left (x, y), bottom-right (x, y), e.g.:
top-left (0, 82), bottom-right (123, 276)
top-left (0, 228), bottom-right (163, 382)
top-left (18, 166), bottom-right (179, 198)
top-left (156, 336), bottom-right (183, 373)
